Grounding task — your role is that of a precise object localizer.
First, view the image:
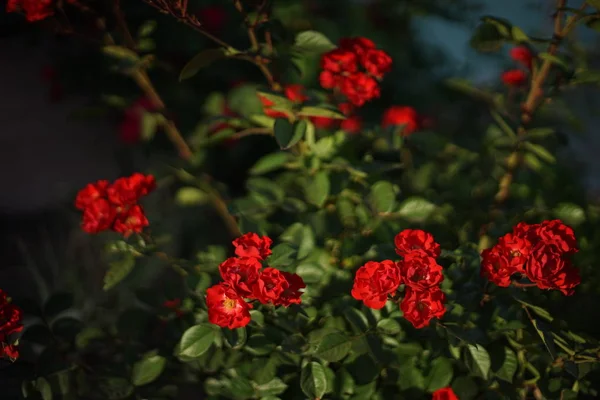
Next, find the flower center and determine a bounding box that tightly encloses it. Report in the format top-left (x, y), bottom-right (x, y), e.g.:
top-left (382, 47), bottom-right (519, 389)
top-left (223, 298), bottom-right (236, 310)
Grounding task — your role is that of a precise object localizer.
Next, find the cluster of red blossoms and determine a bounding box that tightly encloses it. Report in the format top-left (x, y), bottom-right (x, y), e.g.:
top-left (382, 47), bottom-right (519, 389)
top-left (432, 387), bottom-right (458, 400)
top-left (481, 219), bottom-right (580, 295)
top-left (352, 229), bottom-right (447, 329)
top-left (75, 173), bottom-right (155, 237)
top-left (258, 84), bottom-right (362, 134)
top-left (206, 233), bottom-right (306, 329)
top-left (501, 46), bottom-right (533, 87)
top-left (319, 37), bottom-right (392, 106)
top-left (6, 0), bottom-right (75, 22)
top-left (0, 290), bottom-right (23, 361)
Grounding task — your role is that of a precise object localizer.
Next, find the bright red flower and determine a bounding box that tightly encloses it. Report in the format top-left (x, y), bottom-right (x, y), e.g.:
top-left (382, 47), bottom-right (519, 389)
top-left (502, 69), bottom-right (527, 86)
top-left (107, 173), bottom-right (156, 207)
top-left (339, 37), bottom-right (376, 57)
top-left (0, 289), bottom-right (23, 361)
top-left (514, 220), bottom-right (578, 254)
top-left (232, 233), bottom-right (273, 260)
top-left (399, 253), bottom-right (444, 291)
top-left (0, 344), bottom-right (19, 360)
top-left (394, 229), bottom-right (441, 258)
top-left (525, 241), bottom-right (581, 296)
top-left (206, 283), bottom-right (252, 329)
top-left (320, 49), bottom-right (358, 73)
top-left (75, 180), bottom-right (110, 210)
top-left (362, 48), bottom-right (393, 78)
top-left (382, 106), bottom-right (420, 134)
top-left (341, 72), bottom-right (380, 106)
top-left (311, 116), bottom-right (338, 130)
top-left (510, 46), bottom-right (533, 69)
top-left (341, 116), bottom-right (362, 134)
top-left (6, 0), bottom-right (54, 22)
top-left (253, 268), bottom-right (287, 304)
top-left (432, 387), bottom-right (459, 400)
top-left (81, 199), bottom-right (116, 234)
top-left (219, 257), bottom-right (262, 298)
top-left (112, 205), bottom-right (149, 238)
top-left (400, 287), bottom-right (446, 329)
top-left (284, 84), bottom-right (309, 103)
top-left (351, 260), bottom-right (402, 309)
top-left (480, 232), bottom-right (530, 287)
top-left (276, 271), bottom-right (306, 307)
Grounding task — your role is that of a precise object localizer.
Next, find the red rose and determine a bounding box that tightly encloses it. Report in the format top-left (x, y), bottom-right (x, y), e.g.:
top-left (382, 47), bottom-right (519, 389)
top-left (75, 180), bottom-right (110, 210)
top-left (232, 233), bottom-right (273, 260)
top-left (339, 37), bottom-right (376, 57)
top-left (219, 257), bottom-right (262, 298)
top-left (112, 205), bottom-right (149, 238)
top-left (81, 199), bottom-right (116, 234)
top-left (351, 260), bottom-right (402, 309)
top-left (432, 387), bottom-right (459, 400)
top-left (206, 283), bottom-right (252, 329)
top-left (510, 46), bottom-right (533, 69)
top-left (311, 116), bottom-right (338, 130)
top-left (525, 241), bottom-right (581, 296)
top-left (284, 84), bottom-right (309, 103)
top-left (319, 70), bottom-right (340, 90)
top-left (514, 220), bottom-right (577, 254)
top-left (320, 49), bottom-right (358, 73)
top-left (400, 287), bottom-right (446, 329)
top-left (253, 268), bottom-right (288, 304)
top-left (0, 302), bottom-right (23, 337)
top-left (362, 48), bottom-right (393, 78)
top-left (338, 102), bottom-right (354, 116)
top-left (341, 116), bottom-right (362, 134)
top-left (341, 73), bottom-right (380, 106)
top-left (400, 253), bottom-right (444, 291)
top-left (480, 247), bottom-right (519, 288)
top-left (0, 344), bottom-right (19, 360)
top-left (275, 271), bottom-right (306, 307)
top-left (394, 229), bottom-right (441, 258)
top-left (382, 106), bottom-right (419, 134)
top-left (6, 0), bottom-right (54, 22)
top-left (108, 173), bottom-right (156, 207)
top-left (501, 69), bottom-right (527, 86)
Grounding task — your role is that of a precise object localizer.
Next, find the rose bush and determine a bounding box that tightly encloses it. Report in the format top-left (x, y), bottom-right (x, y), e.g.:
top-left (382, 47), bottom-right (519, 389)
top-left (5, 0), bottom-right (600, 399)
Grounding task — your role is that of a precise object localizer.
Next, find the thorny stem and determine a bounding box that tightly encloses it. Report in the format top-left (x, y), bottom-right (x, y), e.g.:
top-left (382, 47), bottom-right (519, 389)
top-left (481, 0), bottom-right (587, 241)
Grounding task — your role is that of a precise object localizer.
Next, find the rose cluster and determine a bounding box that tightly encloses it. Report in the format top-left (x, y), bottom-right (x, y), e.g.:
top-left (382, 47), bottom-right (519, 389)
top-left (75, 173), bottom-right (156, 237)
top-left (6, 0), bottom-right (76, 22)
top-left (481, 219), bottom-right (580, 295)
top-left (206, 233), bottom-right (306, 329)
top-left (0, 290), bottom-right (23, 361)
top-left (319, 37), bottom-right (392, 106)
top-left (501, 45), bottom-right (533, 87)
top-left (258, 84), bottom-right (362, 134)
top-left (352, 229), bottom-right (447, 329)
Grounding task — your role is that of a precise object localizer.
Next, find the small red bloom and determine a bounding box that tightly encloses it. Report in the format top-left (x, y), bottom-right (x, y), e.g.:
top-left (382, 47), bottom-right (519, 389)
top-left (284, 84), bottom-right (309, 103)
top-left (382, 106), bottom-right (420, 134)
top-left (339, 37), bottom-right (376, 57)
top-left (75, 180), bottom-right (110, 210)
top-left (361, 48), bottom-right (393, 78)
top-left (0, 289), bottom-right (23, 361)
top-left (400, 287), bottom-right (446, 329)
top-left (432, 387), bottom-right (459, 400)
top-left (311, 116), bottom-right (338, 130)
top-left (525, 241), bottom-right (581, 296)
top-left (394, 229), bottom-right (441, 258)
top-left (253, 268), bottom-right (287, 304)
top-left (112, 205), bottom-right (149, 238)
top-left (502, 69), bottom-right (527, 86)
top-left (107, 173), bottom-right (156, 207)
top-left (320, 49), bottom-right (358, 73)
top-left (276, 271), bottom-right (306, 307)
top-left (0, 344), bottom-right (19, 360)
top-left (341, 116), bottom-right (362, 134)
top-left (81, 199), bottom-right (116, 234)
top-left (514, 220), bottom-right (577, 254)
top-left (399, 253), bottom-right (444, 291)
top-left (341, 72), bottom-right (381, 106)
top-left (351, 260), bottom-right (402, 309)
top-left (206, 283), bottom-right (252, 329)
top-left (232, 233), bottom-right (273, 260)
top-left (219, 257), bottom-right (262, 298)
top-left (6, 0), bottom-right (54, 22)
top-left (510, 46), bottom-right (533, 69)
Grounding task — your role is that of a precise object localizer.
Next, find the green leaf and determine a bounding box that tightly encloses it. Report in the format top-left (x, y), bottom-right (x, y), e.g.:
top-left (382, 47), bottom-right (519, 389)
top-left (103, 253), bottom-right (136, 291)
top-left (141, 112), bottom-right (161, 141)
top-left (300, 362), bottom-right (328, 399)
top-left (376, 319), bottom-right (401, 335)
top-left (511, 26), bottom-right (530, 42)
top-left (470, 22), bottom-right (505, 52)
top-left (464, 344), bottom-right (491, 379)
top-left (524, 142), bottom-right (556, 163)
top-left (255, 378), bottom-right (288, 397)
top-left (312, 136), bottom-right (336, 159)
top-left (492, 347), bottom-right (518, 383)
top-left (250, 152), bottom-right (293, 175)
top-left (480, 16), bottom-right (512, 37)
top-left (523, 127), bottom-right (555, 140)
top-left (305, 171), bottom-right (330, 207)
top-left (44, 292), bottom-right (74, 317)
top-left (102, 45), bottom-right (139, 62)
top-left (515, 299), bottom-right (554, 321)
top-left (137, 20), bottom-right (157, 38)
top-left (175, 187), bottom-right (210, 206)
top-left (344, 308), bottom-right (369, 333)
top-left (132, 354), bottom-right (166, 386)
top-left (490, 110), bottom-right (516, 138)
top-left (524, 153), bottom-right (542, 171)
top-left (297, 106), bottom-right (345, 119)
top-left (538, 52), bottom-right (569, 70)
top-left (247, 177), bottom-right (285, 204)
top-left (425, 357), bottom-right (454, 392)
top-left (296, 263), bottom-right (324, 283)
top-left (294, 31), bottom-right (337, 53)
top-left (315, 332), bottom-right (353, 362)
top-left (452, 376), bottom-right (478, 400)
top-left (179, 324), bottom-right (217, 358)
top-left (99, 377), bottom-right (135, 400)
top-left (179, 48), bottom-right (226, 81)
top-left (396, 197), bottom-right (436, 222)
top-left (369, 181), bottom-right (396, 213)
top-left (257, 91), bottom-right (294, 108)
top-left (34, 377), bottom-right (53, 400)
top-left (274, 118), bottom-right (305, 149)
top-left (589, 0), bottom-right (600, 9)
top-left (553, 203), bottom-right (585, 226)
top-left (223, 327), bottom-right (247, 350)
top-left (267, 243), bottom-right (297, 267)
